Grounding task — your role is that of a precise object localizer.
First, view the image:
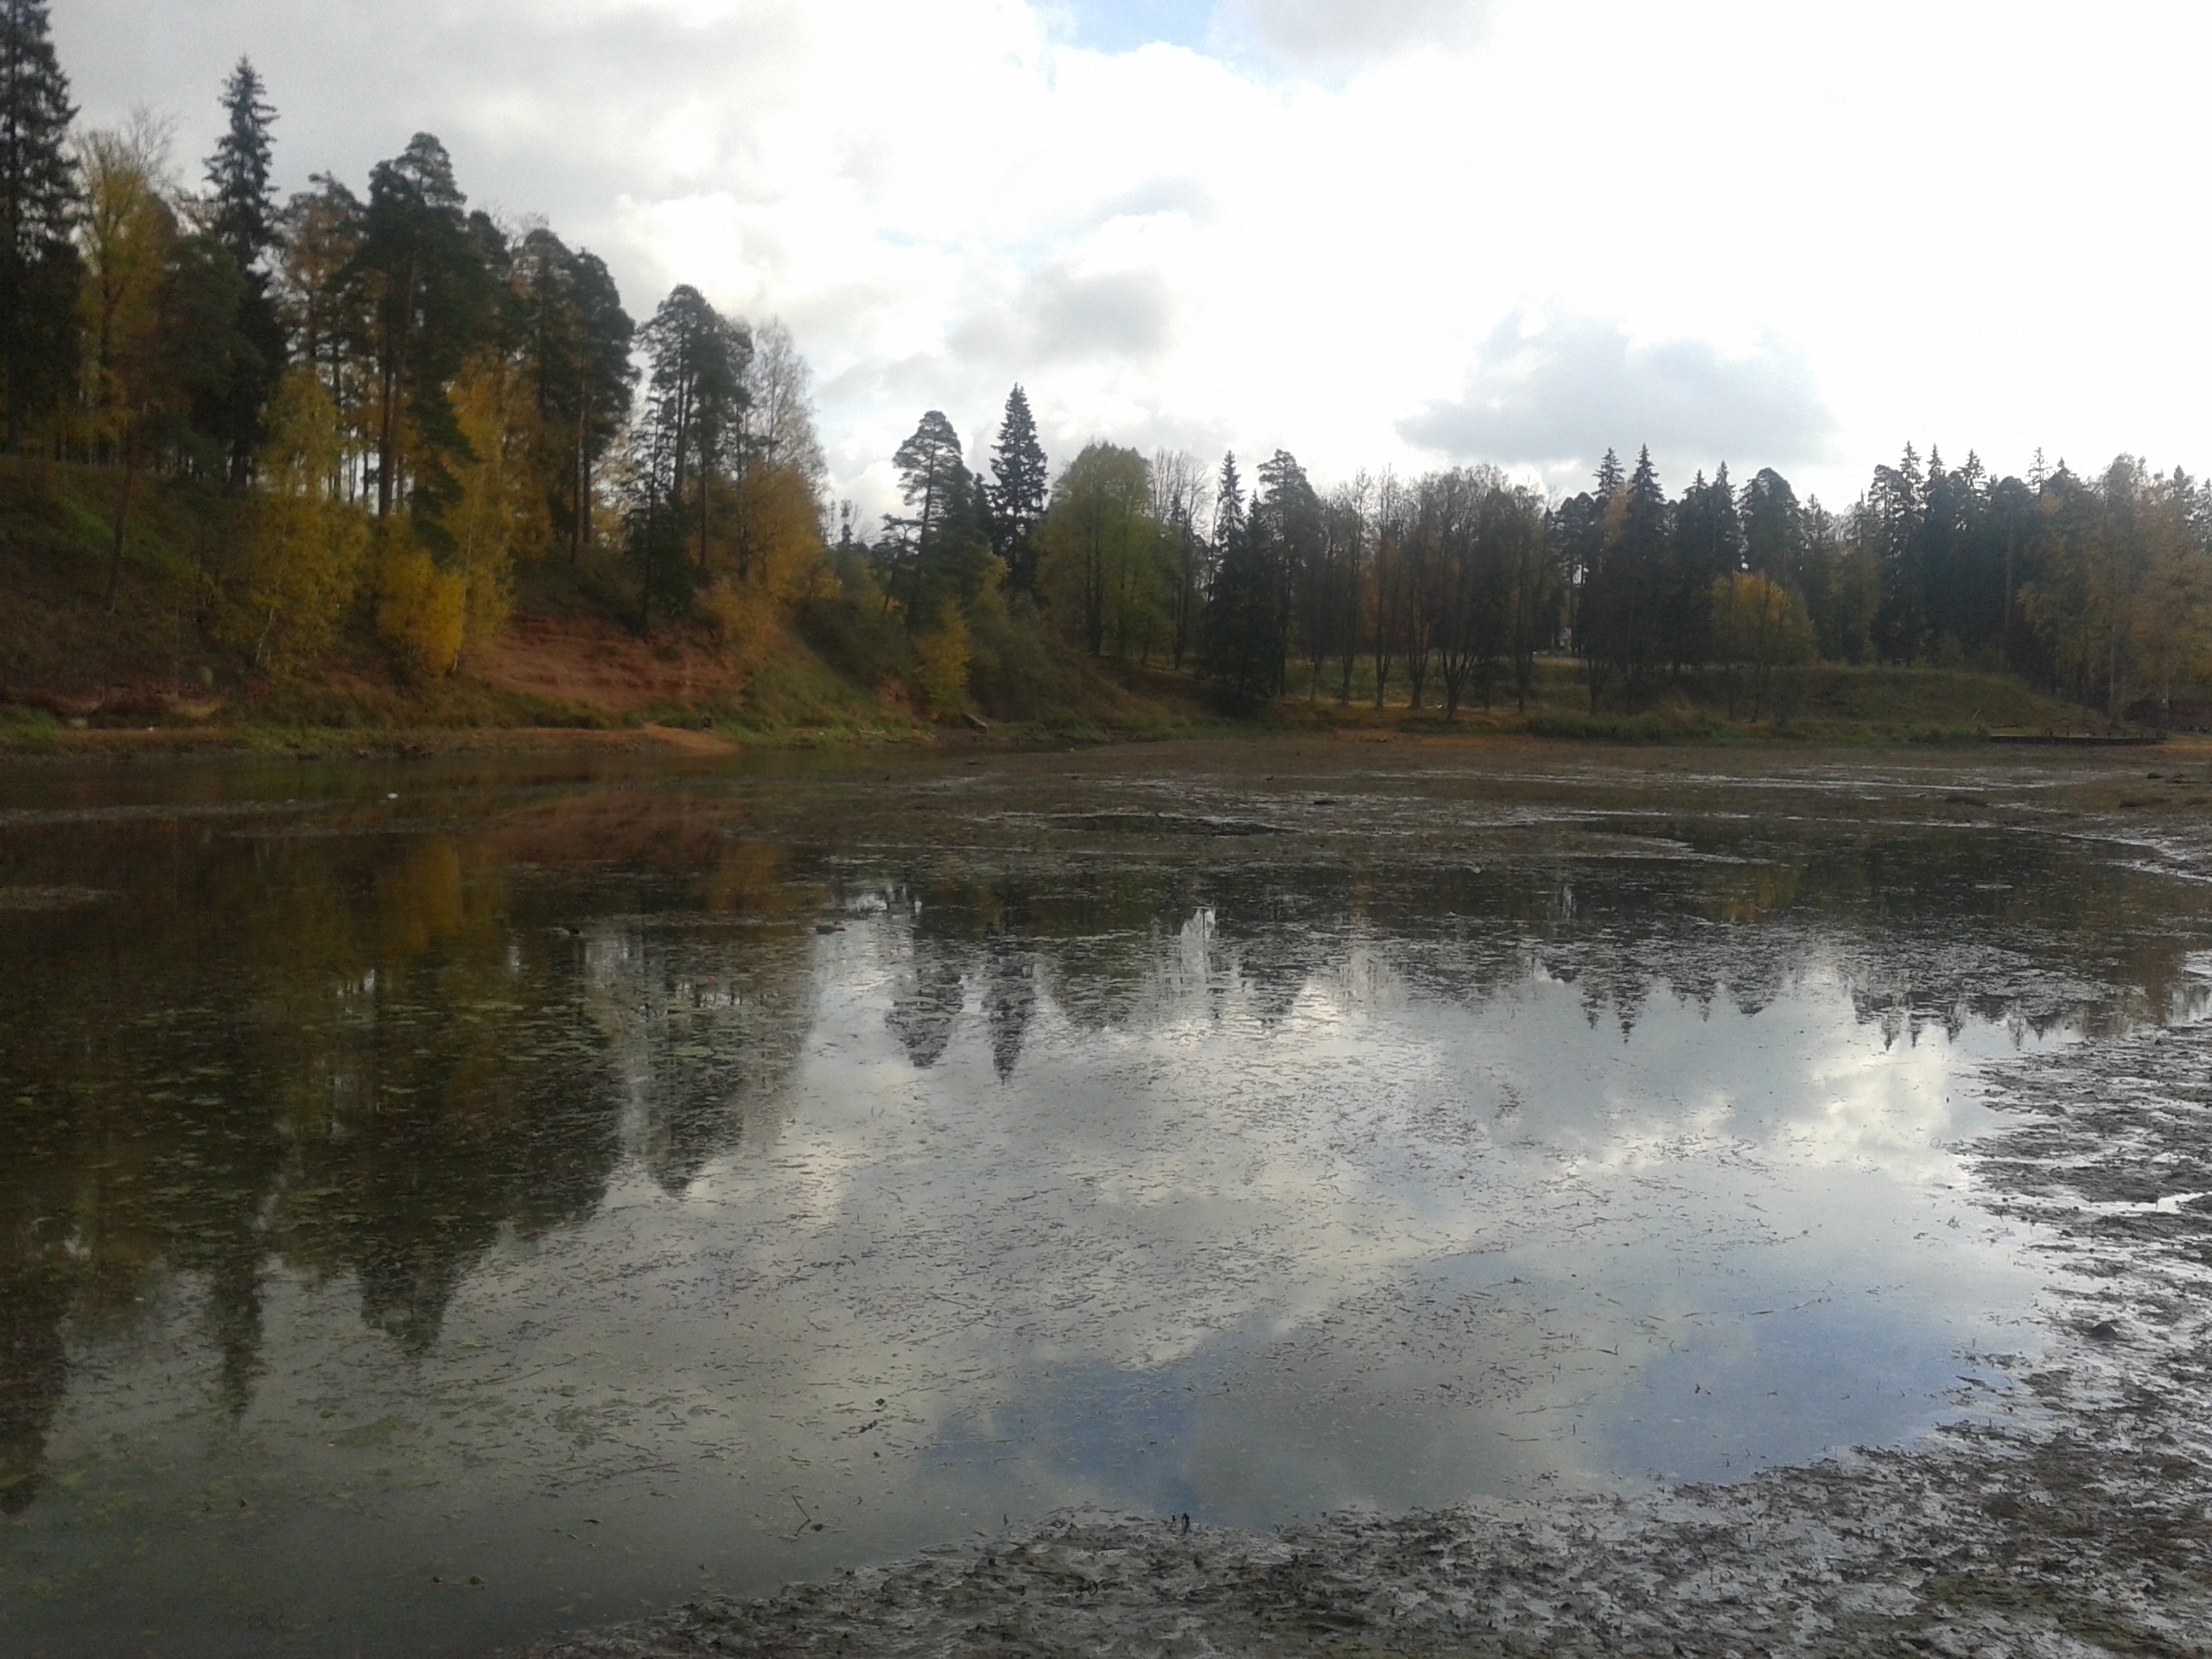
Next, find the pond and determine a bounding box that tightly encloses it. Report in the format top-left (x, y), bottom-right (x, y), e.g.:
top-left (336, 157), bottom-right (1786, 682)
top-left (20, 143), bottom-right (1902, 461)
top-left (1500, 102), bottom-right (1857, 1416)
top-left (2, 743), bottom-right (2204, 1657)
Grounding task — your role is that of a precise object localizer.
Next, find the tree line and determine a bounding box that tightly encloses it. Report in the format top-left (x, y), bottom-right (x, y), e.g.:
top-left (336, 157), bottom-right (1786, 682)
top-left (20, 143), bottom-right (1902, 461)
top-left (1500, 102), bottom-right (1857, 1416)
top-left (859, 385), bottom-right (2211, 728)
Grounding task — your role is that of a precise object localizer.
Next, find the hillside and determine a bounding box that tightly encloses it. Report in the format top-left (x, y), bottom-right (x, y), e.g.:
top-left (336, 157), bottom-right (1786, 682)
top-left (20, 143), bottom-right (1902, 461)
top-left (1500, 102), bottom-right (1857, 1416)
top-left (0, 457), bottom-right (1205, 747)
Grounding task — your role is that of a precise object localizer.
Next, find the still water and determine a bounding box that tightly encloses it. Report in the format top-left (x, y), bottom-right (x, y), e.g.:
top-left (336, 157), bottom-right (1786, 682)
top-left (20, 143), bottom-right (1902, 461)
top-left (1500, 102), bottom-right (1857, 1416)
top-left (1, 747), bottom-right (2203, 1656)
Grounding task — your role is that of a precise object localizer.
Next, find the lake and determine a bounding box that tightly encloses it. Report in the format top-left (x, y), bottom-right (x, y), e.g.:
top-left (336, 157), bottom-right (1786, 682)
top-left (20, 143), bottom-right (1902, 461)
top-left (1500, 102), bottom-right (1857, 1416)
top-left (2, 741), bottom-right (2203, 1656)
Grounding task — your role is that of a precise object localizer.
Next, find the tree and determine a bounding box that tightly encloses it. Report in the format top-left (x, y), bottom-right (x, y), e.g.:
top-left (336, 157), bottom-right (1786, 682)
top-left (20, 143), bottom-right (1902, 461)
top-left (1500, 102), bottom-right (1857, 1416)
top-left (1710, 571), bottom-right (1813, 720)
top-left (1149, 448), bottom-right (1211, 671)
top-left (634, 283), bottom-right (747, 579)
top-left (73, 117), bottom-right (178, 607)
top-left (1581, 446), bottom-right (1669, 709)
top-left (445, 350), bottom-right (544, 648)
top-left (201, 56), bottom-right (283, 485)
top-left (1253, 449), bottom-right (1319, 696)
top-left (231, 366), bottom-right (368, 670)
top-left (1323, 475), bottom-right (1371, 702)
top-left (514, 228), bottom-right (633, 564)
top-left (1732, 467), bottom-right (1805, 716)
top-left (1205, 450), bottom-right (1280, 706)
top-left (1666, 465), bottom-right (1739, 671)
top-left (741, 318), bottom-right (825, 489)
top-left (1868, 442), bottom-right (1926, 660)
top-left (276, 174), bottom-right (366, 491)
top-left (1370, 471), bottom-right (1415, 708)
top-left (347, 133), bottom-right (496, 526)
top-left (883, 409), bottom-right (969, 624)
top-left (988, 385), bottom-right (1049, 594)
top-left (1038, 442), bottom-right (1156, 659)
top-left (0, 0), bottom-right (80, 448)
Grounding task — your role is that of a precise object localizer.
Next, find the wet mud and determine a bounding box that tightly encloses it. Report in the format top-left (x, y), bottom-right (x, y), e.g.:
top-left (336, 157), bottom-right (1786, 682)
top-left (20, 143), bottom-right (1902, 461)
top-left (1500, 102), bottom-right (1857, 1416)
top-left (516, 742), bottom-right (2212, 1659)
top-left (7, 737), bottom-right (2212, 1658)
top-left (524, 1021), bottom-right (2212, 1658)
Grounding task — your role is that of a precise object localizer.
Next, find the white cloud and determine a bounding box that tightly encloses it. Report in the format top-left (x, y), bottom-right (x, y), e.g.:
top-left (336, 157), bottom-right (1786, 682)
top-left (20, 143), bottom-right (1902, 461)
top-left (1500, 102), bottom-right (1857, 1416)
top-left (1401, 312), bottom-right (1838, 489)
top-left (52, 0), bottom-right (2212, 518)
top-left (1224, 0), bottom-right (1492, 67)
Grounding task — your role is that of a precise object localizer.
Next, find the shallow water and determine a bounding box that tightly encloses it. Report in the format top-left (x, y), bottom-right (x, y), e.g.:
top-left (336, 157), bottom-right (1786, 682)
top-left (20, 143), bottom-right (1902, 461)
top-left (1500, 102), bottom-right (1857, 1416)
top-left (2, 747), bottom-right (2206, 1657)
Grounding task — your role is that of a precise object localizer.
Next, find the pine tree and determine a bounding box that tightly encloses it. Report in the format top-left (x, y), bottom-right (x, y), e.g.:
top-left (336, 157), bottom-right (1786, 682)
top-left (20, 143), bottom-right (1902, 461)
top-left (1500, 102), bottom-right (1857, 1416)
top-left (885, 409), bottom-right (970, 626)
top-left (515, 228), bottom-right (634, 564)
top-left (0, 0), bottom-right (80, 448)
top-left (349, 133), bottom-right (498, 526)
top-left (1205, 451), bottom-right (1281, 705)
top-left (634, 283), bottom-right (747, 583)
top-left (202, 57), bottom-right (283, 484)
top-left (988, 384), bottom-right (1048, 594)
top-left (206, 58), bottom-right (276, 272)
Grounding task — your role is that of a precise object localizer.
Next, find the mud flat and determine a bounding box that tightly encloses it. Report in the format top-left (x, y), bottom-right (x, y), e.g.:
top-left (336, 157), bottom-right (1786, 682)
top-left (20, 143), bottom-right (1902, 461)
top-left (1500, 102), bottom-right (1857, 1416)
top-left (522, 746), bottom-right (2212, 1659)
top-left (524, 1025), bottom-right (2212, 1658)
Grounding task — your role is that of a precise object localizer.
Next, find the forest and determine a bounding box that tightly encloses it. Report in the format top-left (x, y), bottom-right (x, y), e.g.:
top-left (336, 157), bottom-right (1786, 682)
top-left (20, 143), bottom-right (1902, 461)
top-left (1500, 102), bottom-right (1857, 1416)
top-left (3, 1), bottom-right (2206, 732)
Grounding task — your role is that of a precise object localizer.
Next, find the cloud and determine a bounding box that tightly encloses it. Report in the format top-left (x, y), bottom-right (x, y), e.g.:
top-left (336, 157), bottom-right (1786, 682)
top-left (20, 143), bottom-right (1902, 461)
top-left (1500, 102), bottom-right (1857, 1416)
top-left (953, 264), bottom-right (1179, 368)
top-left (1051, 0), bottom-right (1217, 54)
top-left (1399, 314), bottom-right (1839, 480)
top-left (1225, 0), bottom-right (1491, 67)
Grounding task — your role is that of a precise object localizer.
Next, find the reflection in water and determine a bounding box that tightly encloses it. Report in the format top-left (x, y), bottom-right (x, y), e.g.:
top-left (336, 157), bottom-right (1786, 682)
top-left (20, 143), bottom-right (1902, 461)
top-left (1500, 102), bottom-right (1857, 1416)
top-left (0, 762), bottom-right (2206, 1656)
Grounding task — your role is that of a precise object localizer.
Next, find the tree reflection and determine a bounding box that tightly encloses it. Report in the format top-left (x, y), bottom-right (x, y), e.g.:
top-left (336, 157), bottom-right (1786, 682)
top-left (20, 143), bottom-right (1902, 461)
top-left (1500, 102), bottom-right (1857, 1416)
top-left (1, 778), bottom-right (2206, 1522)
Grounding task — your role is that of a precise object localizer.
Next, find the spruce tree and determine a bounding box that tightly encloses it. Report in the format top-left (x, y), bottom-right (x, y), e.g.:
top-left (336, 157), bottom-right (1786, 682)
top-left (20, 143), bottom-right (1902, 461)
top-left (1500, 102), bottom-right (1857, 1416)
top-left (206, 58), bottom-right (276, 271)
top-left (203, 57), bottom-right (283, 483)
top-left (0, 0), bottom-right (80, 449)
top-left (988, 385), bottom-right (1049, 594)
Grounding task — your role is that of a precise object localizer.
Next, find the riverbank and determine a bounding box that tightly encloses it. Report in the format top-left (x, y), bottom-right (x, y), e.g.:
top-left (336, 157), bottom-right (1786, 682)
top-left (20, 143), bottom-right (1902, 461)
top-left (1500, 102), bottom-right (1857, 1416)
top-left (0, 664), bottom-right (2126, 764)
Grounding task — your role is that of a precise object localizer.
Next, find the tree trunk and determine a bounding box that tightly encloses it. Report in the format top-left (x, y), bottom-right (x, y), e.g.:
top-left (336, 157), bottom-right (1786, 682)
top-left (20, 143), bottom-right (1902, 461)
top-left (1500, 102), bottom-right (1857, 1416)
top-left (104, 436), bottom-right (139, 613)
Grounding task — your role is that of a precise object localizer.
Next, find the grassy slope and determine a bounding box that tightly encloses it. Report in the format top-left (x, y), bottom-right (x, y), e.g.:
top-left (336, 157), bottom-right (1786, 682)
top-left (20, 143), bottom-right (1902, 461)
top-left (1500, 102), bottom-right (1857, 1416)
top-left (0, 457), bottom-right (2107, 750)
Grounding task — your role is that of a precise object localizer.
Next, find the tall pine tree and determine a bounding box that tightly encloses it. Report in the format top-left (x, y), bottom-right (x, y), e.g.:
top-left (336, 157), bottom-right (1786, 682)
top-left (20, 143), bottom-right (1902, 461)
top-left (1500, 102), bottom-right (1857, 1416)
top-left (203, 57), bottom-right (283, 484)
top-left (0, 0), bottom-right (79, 449)
top-left (988, 384), bottom-right (1048, 595)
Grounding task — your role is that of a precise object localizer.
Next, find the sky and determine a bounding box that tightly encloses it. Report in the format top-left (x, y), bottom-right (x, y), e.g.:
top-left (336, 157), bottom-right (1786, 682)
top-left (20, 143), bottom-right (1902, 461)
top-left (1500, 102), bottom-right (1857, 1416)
top-left (54, 0), bottom-right (2212, 518)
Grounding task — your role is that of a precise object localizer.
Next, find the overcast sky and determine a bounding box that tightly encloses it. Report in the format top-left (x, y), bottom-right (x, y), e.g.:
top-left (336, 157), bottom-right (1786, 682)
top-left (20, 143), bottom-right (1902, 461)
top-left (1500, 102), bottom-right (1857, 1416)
top-left (55, 0), bottom-right (2212, 517)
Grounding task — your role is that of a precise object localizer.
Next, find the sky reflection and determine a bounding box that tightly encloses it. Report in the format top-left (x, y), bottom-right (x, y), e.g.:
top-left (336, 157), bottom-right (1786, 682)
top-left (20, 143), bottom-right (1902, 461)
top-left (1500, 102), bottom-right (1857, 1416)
top-left (1, 762), bottom-right (2202, 1656)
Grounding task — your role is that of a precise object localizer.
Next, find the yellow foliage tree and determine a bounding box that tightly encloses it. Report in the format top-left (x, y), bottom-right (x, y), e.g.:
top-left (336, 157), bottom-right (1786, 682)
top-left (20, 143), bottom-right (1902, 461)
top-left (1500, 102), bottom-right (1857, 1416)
top-left (1710, 570), bottom-right (1815, 720)
top-left (913, 601), bottom-right (972, 716)
top-left (233, 368), bottom-right (369, 671)
top-left (728, 461), bottom-right (825, 601)
top-left (445, 352), bottom-right (547, 650)
top-left (377, 524), bottom-right (467, 679)
top-left (74, 116), bottom-right (178, 609)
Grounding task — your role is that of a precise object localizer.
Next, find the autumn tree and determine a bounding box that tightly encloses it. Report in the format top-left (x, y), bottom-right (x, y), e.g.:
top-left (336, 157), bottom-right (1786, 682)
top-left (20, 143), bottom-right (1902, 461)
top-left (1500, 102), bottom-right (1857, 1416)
top-left (276, 174), bottom-right (366, 490)
top-left (232, 366), bottom-right (368, 669)
top-left (1039, 442), bottom-right (1155, 659)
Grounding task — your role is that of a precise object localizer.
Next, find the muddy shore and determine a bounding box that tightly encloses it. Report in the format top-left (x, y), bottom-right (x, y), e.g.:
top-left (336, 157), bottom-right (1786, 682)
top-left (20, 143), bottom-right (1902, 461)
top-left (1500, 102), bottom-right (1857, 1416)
top-left (481, 741), bottom-right (2212, 1659)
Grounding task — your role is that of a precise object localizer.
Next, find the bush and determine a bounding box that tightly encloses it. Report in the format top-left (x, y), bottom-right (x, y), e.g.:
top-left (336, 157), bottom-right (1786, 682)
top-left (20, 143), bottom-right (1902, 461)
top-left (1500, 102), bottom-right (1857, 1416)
top-left (377, 531), bottom-right (467, 679)
top-left (913, 601), bottom-right (972, 716)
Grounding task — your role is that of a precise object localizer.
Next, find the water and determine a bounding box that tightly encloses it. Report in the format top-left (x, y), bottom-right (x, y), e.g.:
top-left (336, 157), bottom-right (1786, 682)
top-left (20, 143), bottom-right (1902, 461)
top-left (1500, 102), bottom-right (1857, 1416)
top-left (2, 746), bottom-right (2204, 1656)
